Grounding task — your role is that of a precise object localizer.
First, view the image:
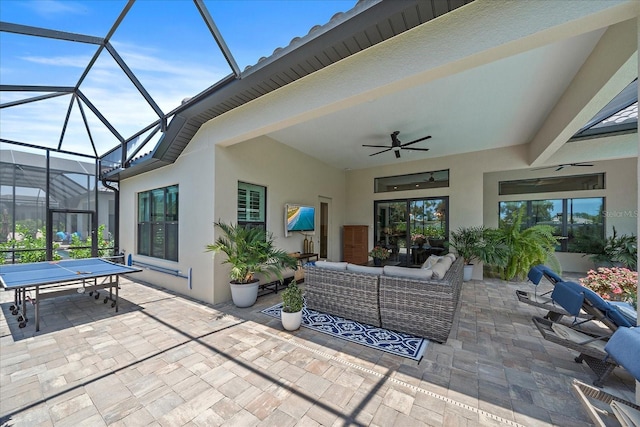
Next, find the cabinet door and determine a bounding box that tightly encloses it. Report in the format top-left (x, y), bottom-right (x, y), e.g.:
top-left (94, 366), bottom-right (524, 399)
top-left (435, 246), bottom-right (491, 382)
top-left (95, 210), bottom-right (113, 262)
top-left (344, 225), bottom-right (368, 264)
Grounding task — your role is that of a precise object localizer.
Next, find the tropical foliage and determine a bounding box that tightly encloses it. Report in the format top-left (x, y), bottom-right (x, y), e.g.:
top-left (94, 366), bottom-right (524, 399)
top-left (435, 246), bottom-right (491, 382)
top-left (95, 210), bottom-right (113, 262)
top-left (69, 224), bottom-right (114, 259)
top-left (448, 226), bottom-right (508, 267)
top-left (206, 221), bottom-right (297, 284)
top-left (494, 209), bottom-right (560, 280)
top-left (0, 224), bottom-right (61, 264)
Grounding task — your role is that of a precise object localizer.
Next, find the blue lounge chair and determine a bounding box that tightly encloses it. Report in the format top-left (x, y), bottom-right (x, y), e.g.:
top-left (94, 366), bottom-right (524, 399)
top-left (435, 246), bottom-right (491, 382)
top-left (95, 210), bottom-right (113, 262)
top-left (516, 265), bottom-right (570, 321)
top-left (532, 280), bottom-right (637, 386)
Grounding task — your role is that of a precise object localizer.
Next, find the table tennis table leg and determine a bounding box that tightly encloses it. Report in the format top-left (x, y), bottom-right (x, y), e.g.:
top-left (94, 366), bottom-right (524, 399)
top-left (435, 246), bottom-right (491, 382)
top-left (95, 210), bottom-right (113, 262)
top-left (115, 276), bottom-right (119, 312)
top-left (35, 286), bottom-right (40, 332)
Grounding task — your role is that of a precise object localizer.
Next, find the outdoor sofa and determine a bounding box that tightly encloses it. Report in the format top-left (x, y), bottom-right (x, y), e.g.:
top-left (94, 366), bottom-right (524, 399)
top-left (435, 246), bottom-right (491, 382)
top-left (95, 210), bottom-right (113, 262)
top-left (303, 255), bottom-right (464, 343)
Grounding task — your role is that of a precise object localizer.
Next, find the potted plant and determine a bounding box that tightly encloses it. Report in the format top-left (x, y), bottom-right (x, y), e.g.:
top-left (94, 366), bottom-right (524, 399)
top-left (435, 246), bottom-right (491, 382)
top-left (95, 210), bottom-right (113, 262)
top-left (589, 227), bottom-right (637, 271)
top-left (448, 226), bottom-right (484, 281)
top-left (493, 209), bottom-right (560, 281)
top-left (206, 221), bottom-right (298, 308)
top-left (369, 245), bottom-right (390, 266)
top-left (281, 280), bottom-right (304, 330)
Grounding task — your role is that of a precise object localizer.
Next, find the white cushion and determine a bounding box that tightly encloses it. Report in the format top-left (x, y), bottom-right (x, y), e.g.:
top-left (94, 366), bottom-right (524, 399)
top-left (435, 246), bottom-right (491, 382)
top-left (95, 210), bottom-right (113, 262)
top-left (438, 256), bottom-right (453, 271)
top-left (347, 264), bottom-right (383, 275)
top-left (431, 261), bottom-right (450, 279)
top-left (444, 253), bottom-right (456, 262)
top-left (422, 255), bottom-right (442, 269)
top-left (383, 266), bottom-right (433, 280)
top-left (314, 261), bottom-right (348, 271)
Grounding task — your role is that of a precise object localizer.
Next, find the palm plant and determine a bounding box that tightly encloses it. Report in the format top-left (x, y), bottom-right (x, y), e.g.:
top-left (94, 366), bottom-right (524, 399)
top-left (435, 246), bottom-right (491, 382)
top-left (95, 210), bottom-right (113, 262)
top-left (448, 226), bottom-right (508, 266)
top-left (206, 221), bottom-right (297, 284)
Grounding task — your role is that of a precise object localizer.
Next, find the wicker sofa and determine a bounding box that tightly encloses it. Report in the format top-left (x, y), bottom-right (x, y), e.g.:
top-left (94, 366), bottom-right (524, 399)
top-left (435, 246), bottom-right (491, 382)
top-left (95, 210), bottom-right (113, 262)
top-left (304, 257), bottom-right (464, 343)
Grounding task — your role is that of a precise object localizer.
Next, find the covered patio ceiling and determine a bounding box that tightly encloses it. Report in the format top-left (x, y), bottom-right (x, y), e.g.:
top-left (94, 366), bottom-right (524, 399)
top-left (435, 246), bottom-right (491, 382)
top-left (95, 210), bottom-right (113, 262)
top-left (1, 0), bottom-right (637, 179)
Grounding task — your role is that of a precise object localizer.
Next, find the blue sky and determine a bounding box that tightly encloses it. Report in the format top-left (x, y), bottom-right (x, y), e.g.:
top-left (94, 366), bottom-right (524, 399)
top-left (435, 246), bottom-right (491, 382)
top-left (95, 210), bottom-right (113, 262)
top-left (0, 0), bottom-right (356, 157)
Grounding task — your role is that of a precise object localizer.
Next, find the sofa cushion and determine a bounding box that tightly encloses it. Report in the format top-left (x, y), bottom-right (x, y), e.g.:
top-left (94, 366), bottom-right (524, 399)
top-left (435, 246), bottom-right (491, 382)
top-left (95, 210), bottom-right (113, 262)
top-left (444, 253), bottom-right (456, 262)
top-left (314, 261), bottom-right (348, 271)
top-left (347, 264), bottom-right (384, 275)
top-left (383, 265), bottom-right (433, 280)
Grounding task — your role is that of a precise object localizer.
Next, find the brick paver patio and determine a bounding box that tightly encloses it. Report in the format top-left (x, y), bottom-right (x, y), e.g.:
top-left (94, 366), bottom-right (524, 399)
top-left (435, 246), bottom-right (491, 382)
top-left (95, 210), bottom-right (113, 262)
top-left (0, 273), bottom-right (636, 426)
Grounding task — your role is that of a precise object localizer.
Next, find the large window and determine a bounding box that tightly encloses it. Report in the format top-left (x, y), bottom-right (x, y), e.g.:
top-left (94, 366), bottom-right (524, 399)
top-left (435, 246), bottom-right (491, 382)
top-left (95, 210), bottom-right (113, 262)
top-left (499, 197), bottom-right (604, 253)
top-left (238, 182), bottom-right (266, 229)
top-left (138, 185), bottom-right (178, 261)
top-left (374, 197), bottom-right (449, 267)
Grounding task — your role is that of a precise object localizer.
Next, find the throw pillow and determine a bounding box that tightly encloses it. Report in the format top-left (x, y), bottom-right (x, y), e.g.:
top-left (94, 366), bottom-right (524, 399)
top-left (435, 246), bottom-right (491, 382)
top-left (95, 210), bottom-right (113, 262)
top-left (422, 255), bottom-right (442, 269)
top-left (431, 261), bottom-right (450, 279)
top-left (444, 253), bottom-right (456, 262)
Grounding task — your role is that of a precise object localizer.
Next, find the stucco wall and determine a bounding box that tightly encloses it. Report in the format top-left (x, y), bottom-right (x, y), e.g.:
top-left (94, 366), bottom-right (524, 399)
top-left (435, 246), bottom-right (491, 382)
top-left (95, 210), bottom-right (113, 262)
top-left (346, 145), bottom-right (637, 278)
top-left (118, 131), bottom-right (217, 303)
top-left (212, 136), bottom-right (346, 304)
top-left (346, 145), bottom-right (529, 279)
top-left (120, 134), bottom-right (346, 305)
top-left (485, 157), bottom-right (638, 273)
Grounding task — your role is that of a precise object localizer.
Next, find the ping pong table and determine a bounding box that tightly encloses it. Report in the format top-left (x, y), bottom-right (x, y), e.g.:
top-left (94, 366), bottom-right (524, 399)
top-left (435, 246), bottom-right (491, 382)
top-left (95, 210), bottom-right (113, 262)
top-left (0, 258), bottom-right (142, 331)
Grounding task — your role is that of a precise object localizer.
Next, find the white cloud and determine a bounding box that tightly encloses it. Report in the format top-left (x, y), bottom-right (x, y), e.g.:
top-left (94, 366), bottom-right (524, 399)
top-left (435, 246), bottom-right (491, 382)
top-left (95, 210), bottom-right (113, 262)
top-left (21, 55), bottom-right (92, 68)
top-left (26, 0), bottom-right (89, 17)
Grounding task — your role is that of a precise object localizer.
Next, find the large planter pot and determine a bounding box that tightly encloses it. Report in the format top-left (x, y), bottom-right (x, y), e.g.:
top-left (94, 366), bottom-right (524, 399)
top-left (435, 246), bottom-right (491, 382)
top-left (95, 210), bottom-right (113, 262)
top-left (281, 310), bottom-right (302, 331)
top-left (463, 264), bottom-right (474, 282)
top-left (230, 280), bottom-right (260, 308)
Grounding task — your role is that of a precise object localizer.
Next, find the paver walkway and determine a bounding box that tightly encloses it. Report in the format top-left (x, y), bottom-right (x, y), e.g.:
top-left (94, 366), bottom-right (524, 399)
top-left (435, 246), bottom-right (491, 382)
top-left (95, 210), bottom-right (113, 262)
top-left (0, 274), bottom-right (636, 426)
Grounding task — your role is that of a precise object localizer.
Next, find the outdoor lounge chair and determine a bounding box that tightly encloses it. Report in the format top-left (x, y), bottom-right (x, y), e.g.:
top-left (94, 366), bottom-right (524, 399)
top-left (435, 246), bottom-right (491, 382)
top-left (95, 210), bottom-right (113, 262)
top-left (516, 265), bottom-right (570, 321)
top-left (532, 281), bottom-right (637, 386)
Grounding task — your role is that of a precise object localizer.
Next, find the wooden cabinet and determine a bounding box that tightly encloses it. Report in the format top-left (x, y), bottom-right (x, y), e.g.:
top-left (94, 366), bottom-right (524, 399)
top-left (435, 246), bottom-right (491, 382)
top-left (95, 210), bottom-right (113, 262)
top-left (343, 225), bottom-right (368, 265)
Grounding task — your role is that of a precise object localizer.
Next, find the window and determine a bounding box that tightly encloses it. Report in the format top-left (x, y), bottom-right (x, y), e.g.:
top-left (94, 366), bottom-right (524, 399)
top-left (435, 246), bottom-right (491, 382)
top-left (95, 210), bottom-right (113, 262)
top-left (374, 170), bottom-right (449, 193)
top-left (138, 185), bottom-right (178, 261)
top-left (499, 197), bottom-right (604, 253)
top-left (374, 197), bottom-right (449, 267)
top-left (499, 173), bottom-right (604, 195)
top-left (238, 182), bottom-right (266, 229)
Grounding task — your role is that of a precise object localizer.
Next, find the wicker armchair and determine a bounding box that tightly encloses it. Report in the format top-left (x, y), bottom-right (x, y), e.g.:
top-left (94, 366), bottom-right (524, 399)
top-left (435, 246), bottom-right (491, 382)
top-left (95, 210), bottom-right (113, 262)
top-left (379, 257), bottom-right (464, 343)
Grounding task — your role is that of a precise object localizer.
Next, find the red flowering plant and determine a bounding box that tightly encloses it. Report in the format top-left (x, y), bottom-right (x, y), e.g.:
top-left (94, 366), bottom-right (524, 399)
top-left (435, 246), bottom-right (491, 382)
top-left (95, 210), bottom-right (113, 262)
top-left (579, 267), bottom-right (638, 309)
top-left (368, 246), bottom-right (390, 260)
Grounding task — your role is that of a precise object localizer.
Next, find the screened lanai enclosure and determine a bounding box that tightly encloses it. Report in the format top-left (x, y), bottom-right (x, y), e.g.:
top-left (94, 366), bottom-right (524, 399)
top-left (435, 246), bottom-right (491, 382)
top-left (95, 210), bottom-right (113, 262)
top-left (0, 149), bottom-right (116, 263)
top-left (1, 0), bottom-right (285, 264)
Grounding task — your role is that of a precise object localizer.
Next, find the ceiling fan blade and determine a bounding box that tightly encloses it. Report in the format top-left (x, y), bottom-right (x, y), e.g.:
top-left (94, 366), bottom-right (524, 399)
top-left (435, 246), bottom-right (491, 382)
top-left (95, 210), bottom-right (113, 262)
top-left (362, 144), bottom-right (392, 148)
top-left (403, 147), bottom-right (430, 152)
top-left (395, 150), bottom-right (401, 159)
top-left (555, 166), bottom-right (564, 171)
top-left (572, 163), bottom-right (594, 167)
top-left (401, 135), bottom-right (431, 147)
top-left (369, 148), bottom-right (392, 156)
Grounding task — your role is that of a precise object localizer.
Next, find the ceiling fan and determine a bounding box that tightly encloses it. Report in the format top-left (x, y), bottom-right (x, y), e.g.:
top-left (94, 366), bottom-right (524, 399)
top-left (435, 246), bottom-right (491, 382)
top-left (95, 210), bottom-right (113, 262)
top-left (363, 131), bottom-right (431, 159)
top-left (532, 162), bottom-right (594, 172)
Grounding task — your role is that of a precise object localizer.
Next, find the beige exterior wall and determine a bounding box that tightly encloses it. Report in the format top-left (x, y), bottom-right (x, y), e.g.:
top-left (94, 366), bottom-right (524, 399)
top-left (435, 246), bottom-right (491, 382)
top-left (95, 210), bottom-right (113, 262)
top-left (120, 134), bottom-right (346, 305)
top-left (485, 157), bottom-right (637, 273)
top-left (119, 129), bottom-right (217, 303)
top-left (346, 145), bottom-right (637, 278)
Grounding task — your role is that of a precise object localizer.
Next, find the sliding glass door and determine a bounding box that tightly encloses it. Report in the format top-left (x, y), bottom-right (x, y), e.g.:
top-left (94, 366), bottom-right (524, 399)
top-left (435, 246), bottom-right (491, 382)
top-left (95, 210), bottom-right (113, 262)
top-left (374, 197), bottom-right (449, 267)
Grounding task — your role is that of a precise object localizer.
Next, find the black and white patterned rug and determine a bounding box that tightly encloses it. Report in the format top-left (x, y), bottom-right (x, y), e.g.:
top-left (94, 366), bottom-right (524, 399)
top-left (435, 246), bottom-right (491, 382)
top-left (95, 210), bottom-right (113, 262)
top-left (261, 303), bottom-right (428, 361)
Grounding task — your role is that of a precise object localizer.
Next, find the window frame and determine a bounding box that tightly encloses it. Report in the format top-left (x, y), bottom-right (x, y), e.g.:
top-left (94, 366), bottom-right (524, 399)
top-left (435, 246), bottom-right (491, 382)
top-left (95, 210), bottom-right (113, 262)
top-left (137, 184), bottom-right (179, 261)
top-left (237, 181), bottom-right (267, 230)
